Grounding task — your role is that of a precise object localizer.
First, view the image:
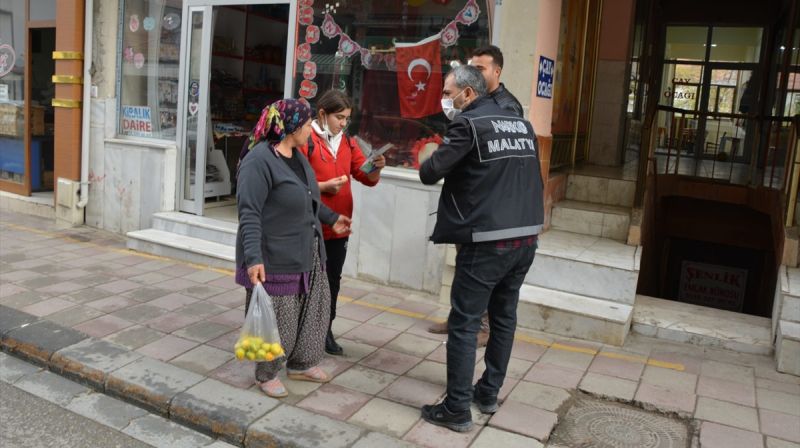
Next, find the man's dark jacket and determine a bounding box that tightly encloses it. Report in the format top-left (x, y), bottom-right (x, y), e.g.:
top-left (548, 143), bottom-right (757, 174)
top-left (419, 95), bottom-right (544, 244)
top-left (490, 83), bottom-right (524, 118)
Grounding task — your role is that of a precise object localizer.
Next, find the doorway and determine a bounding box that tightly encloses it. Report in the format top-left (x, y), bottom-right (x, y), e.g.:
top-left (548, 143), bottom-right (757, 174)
top-left (29, 27), bottom-right (55, 193)
top-left (177, 0), bottom-right (294, 217)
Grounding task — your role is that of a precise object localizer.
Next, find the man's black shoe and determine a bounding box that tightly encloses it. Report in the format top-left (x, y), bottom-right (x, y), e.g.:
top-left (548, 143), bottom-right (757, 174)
top-left (421, 402), bottom-right (473, 432)
top-left (472, 385), bottom-right (498, 414)
top-left (325, 329), bottom-right (343, 356)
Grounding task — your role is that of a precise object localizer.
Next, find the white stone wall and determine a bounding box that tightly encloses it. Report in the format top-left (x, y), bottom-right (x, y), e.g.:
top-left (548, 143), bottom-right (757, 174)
top-left (345, 170), bottom-right (445, 294)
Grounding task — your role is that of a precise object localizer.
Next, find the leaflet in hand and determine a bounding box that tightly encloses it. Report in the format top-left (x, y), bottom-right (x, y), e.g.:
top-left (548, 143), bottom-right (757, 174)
top-left (360, 143), bottom-right (393, 174)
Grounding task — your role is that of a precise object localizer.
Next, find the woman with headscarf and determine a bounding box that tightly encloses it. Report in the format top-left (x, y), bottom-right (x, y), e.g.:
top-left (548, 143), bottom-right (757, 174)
top-left (235, 98), bottom-right (351, 398)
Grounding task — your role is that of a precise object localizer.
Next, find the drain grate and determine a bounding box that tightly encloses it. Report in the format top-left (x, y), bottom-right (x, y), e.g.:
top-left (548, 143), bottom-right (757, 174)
top-left (549, 397), bottom-right (689, 448)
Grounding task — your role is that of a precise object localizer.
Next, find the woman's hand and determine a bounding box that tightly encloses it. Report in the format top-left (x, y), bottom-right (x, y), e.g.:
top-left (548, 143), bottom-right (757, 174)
top-left (367, 155), bottom-right (386, 181)
top-left (319, 175), bottom-right (348, 194)
top-left (248, 264), bottom-right (266, 285)
top-left (331, 215), bottom-right (352, 234)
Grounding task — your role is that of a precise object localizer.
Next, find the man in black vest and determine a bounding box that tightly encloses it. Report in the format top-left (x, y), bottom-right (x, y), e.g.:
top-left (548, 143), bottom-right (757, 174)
top-left (419, 65), bottom-right (544, 432)
top-left (428, 45), bottom-right (525, 345)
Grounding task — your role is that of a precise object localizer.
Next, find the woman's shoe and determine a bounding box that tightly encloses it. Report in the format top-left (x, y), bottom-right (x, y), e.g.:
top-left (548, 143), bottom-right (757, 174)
top-left (287, 365), bottom-right (330, 383)
top-left (325, 329), bottom-right (344, 356)
top-left (257, 378), bottom-right (288, 398)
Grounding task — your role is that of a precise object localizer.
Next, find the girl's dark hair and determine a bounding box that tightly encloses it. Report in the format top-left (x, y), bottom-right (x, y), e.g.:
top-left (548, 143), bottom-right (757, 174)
top-left (316, 89), bottom-right (354, 115)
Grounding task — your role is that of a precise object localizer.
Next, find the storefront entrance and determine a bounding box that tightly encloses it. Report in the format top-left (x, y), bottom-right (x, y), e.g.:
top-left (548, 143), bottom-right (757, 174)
top-left (177, 0), bottom-right (294, 217)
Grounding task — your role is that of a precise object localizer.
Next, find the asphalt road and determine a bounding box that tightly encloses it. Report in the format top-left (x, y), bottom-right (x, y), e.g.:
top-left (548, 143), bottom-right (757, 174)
top-left (0, 381), bottom-right (153, 448)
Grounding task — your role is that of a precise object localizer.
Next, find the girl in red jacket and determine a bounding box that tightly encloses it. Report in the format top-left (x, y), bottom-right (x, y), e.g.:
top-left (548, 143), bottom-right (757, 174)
top-left (299, 90), bottom-right (385, 355)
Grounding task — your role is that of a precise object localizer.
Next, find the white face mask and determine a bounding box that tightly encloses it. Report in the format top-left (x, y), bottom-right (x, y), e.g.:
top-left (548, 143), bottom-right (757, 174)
top-left (321, 114), bottom-right (348, 140)
top-left (441, 89), bottom-right (466, 121)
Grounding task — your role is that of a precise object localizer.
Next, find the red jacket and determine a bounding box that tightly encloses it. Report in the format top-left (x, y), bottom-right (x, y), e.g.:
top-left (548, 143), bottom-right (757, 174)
top-left (299, 131), bottom-right (379, 240)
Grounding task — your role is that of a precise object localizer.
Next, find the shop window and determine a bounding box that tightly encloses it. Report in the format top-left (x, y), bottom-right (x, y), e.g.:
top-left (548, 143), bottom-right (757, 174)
top-left (291, 1), bottom-right (491, 170)
top-left (0, 1), bottom-right (26, 185)
top-left (118, 0), bottom-right (183, 140)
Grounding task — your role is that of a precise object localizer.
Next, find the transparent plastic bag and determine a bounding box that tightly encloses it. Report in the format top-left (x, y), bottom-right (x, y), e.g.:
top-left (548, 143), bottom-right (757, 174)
top-left (234, 283), bottom-right (285, 362)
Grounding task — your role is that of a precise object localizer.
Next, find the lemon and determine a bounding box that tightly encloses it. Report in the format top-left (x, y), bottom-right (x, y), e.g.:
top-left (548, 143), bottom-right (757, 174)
top-left (235, 348), bottom-right (245, 360)
top-left (265, 352), bottom-right (275, 362)
top-left (251, 337), bottom-right (264, 347)
top-left (257, 349), bottom-right (267, 359)
top-left (246, 351), bottom-right (256, 360)
top-left (241, 339), bottom-right (251, 349)
top-left (260, 343), bottom-right (271, 352)
top-left (269, 344), bottom-right (283, 356)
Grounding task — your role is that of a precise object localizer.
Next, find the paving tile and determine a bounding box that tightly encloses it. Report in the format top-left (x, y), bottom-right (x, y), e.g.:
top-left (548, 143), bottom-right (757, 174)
top-left (109, 303), bottom-right (170, 324)
top-left (697, 375), bottom-right (756, 406)
top-left (85, 295), bottom-right (140, 313)
top-left (640, 365), bottom-right (698, 394)
top-left (122, 413), bottom-right (214, 447)
top-left (405, 319), bottom-right (448, 342)
top-left (207, 289), bottom-right (244, 308)
top-left (488, 399), bottom-right (558, 441)
top-left (761, 409), bottom-right (800, 443)
top-left (757, 387), bottom-right (800, 416)
top-left (507, 380), bottom-right (571, 412)
top-left (276, 370), bottom-right (323, 405)
top-left (343, 323), bottom-right (401, 348)
top-left (181, 269), bottom-right (227, 284)
top-left (579, 372), bottom-right (638, 401)
top-left (1, 269), bottom-right (40, 282)
top-left (649, 350), bottom-right (704, 375)
top-left (297, 383), bottom-right (372, 420)
top-left (147, 293), bottom-right (198, 311)
top-left (406, 360), bottom-right (448, 386)
top-left (634, 383), bottom-right (697, 417)
top-left (66, 393), bottom-right (149, 431)
top-left (205, 330), bottom-right (240, 351)
top-left (145, 312), bottom-right (202, 333)
top-left (317, 356), bottom-right (355, 379)
top-left (379, 376), bottom-right (446, 408)
top-left (35, 280), bottom-right (87, 295)
top-left (523, 362), bottom-right (585, 389)
top-left (699, 421), bottom-right (764, 448)
top-left (757, 378), bottom-right (800, 396)
top-left (366, 311), bottom-right (418, 332)
top-left (701, 360), bottom-right (755, 384)
top-left (385, 333), bottom-right (443, 358)
top-left (360, 348), bottom-right (423, 375)
top-left (336, 338), bottom-right (379, 363)
top-left (105, 325), bottom-right (167, 350)
top-left (73, 315), bottom-right (135, 338)
top-left (331, 317), bottom-right (361, 336)
top-left (136, 335), bottom-right (200, 362)
top-left (471, 426), bottom-right (544, 448)
top-left (207, 275), bottom-right (240, 290)
top-left (359, 293), bottom-right (404, 308)
top-left (247, 404), bottom-right (363, 448)
top-left (339, 286), bottom-right (371, 300)
top-left (510, 339), bottom-right (548, 362)
top-left (348, 397), bottom-right (420, 437)
top-left (392, 299), bottom-right (439, 316)
top-left (332, 364), bottom-right (397, 395)
top-left (172, 321), bottom-right (233, 343)
top-left (755, 364), bottom-right (800, 385)
top-left (129, 271), bottom-right (173, 285)
top-left (152, 277), bottom-right (202, 292)
top-left (175, 301), bottom-right (228, 320)
top-left (44, 304), bottom-right (105, 327)
top-left (181, 284), bottom-right (227, 300)
top-left (695, 396), bottom-right (759, 432)
top-left (65, 287), bottom-right (114, 304)
top-left (14, 370), bottom-right (92, 406)
top-left (403, 419), bottom-right (480, 448)
top-left (0, 352), bottom-right (43, 383)
top-left (96, 279), bottom-right (141, 294)
top-left (207, 309), bottom-right (244, 328)
top-left (538, 348), bottom-right (594, 372)
top-left (767, 437), bottom-right (800, 448)
top-left (21, 297), bottom-right (75, 317)
top-left (208, 359), bottom-right (256, 389)
top-left (336, 303), bottom-right (385, 322)
top-left (122, 287), bottom-right (171, 303)
top-left (170, 344), bottom-right (233, 375)
top-left (588, 355), bottom-right (645, 381)
top-left (426, 344), bottom-right (448, 363)
top-left (0, 290), bottom-right (43, 309)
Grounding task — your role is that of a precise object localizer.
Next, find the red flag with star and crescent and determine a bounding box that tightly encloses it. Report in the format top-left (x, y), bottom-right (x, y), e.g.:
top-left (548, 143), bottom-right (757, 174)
top-left (396, 34), bottom-right (443, 118)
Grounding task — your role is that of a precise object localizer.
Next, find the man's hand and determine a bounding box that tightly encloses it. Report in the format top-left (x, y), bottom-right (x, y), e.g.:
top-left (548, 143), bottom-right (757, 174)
top-left (331, 215), bottom-right (352, 234)
top-left (248, 264), bottom-right (266, 285)
top-left (319, 175), bottom-right (348, 194)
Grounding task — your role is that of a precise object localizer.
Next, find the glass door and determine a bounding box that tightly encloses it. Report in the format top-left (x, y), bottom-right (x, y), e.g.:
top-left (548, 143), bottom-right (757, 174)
top-left (178, 5), bottom-right (211, 214)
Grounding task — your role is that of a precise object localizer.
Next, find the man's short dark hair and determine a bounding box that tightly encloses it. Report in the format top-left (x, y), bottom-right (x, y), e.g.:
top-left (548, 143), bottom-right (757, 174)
top-left (447, 65), bottom-right (488, 96)
top-left (471, 45), bottom-right (504, 69)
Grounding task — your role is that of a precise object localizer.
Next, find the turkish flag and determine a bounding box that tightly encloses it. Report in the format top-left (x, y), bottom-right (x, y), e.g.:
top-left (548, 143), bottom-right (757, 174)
top-left (396, 34), bottom-right (443, 119)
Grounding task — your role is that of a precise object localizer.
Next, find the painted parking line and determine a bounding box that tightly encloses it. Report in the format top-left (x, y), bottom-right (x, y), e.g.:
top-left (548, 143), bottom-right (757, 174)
top-left (4, 221), bottom-right (685, 372)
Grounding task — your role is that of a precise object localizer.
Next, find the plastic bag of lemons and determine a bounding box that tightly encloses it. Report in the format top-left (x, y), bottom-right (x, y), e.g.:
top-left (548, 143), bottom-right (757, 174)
top-left (236, 283), bottom-right (284, 362)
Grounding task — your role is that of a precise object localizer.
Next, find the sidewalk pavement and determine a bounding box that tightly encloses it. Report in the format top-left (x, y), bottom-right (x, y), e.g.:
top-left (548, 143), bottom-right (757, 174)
top-left (1, 209), bottom-right (800, 448)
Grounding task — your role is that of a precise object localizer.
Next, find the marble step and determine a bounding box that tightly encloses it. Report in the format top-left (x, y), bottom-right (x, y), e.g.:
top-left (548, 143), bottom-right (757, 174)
top-left (152, 211), bottom-right (237, 246)
top-left (566, 172), bottom-right (636, 207)
top-left (632, 295), bottom-right (773, 355)
top-left (518, 284), bottom-right (633, 346)
top-left (550, 200), bottom-right (630, 241)
top-left (126, 228), bottom-right (235, 270)
top-left (776, 320), bottom-right (800, 375)
top-left (525, 229), bottom-right (640, 305)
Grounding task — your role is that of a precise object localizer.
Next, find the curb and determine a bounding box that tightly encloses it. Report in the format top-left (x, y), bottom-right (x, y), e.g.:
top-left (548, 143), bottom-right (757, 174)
top-left (0, 305), bottom-right (397, 448)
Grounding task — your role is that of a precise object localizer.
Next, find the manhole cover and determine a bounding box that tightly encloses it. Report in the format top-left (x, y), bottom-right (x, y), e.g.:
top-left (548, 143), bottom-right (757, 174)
top-left (549, 397), bottom-right (689, 448)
